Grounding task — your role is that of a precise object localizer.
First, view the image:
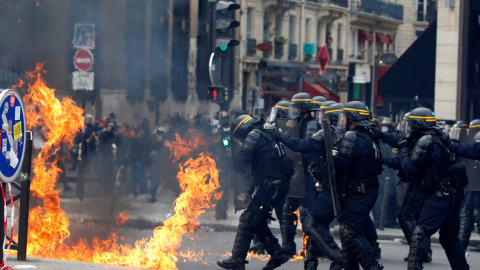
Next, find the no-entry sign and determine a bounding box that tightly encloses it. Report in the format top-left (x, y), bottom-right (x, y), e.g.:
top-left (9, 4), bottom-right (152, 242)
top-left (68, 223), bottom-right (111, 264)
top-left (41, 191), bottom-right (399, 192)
top-left (74, 49), bottom-right (94, 71)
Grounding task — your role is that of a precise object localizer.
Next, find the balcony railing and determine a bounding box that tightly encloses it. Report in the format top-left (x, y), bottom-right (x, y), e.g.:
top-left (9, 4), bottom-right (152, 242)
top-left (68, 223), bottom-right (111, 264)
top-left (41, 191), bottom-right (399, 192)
top-left (306, 0), bottom-right (348, 8)
top-left (351, 0), bottom-right (403, 21)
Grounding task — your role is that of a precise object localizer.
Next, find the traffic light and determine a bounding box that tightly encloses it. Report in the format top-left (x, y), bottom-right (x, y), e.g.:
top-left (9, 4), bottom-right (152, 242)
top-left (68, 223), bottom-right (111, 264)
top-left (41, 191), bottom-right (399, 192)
top-left (214, 1), bottom-right (240, 52)
top-left (208, 86), bottom-right (226, 103)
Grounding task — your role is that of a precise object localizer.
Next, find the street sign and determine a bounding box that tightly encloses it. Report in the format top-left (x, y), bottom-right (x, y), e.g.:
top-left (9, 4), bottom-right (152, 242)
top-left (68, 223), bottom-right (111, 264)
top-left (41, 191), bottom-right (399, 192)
top-left (338, 81), bottom-right (348, 92)
top-left (74, 50), bottom-right (94, 72)
top-left (72, 71), bottom-right (94, 91)
top-left (73, 23), bottom-right (95, 49)
top-left (253, 98), bottom-right (264, 109)
top-left (303, 43), bottom-right (315, 55)
top-left (249, 86), bottom-right (263, 98)
top-left (0, 89), bottom-right (26, 183)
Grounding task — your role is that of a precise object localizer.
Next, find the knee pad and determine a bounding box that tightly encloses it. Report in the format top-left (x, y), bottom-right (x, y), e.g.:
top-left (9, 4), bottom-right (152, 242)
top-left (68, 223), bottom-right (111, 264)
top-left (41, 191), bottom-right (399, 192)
top-left (339, 224), bottom-right (356, 245)
top-left (411, 225), bottom-right (426, 245)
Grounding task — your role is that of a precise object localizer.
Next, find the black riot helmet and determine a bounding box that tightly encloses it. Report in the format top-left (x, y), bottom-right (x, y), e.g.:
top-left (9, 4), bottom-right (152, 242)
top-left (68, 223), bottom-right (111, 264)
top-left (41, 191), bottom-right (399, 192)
top-left (337, 101), bottom-right (371, 130)
top-left (474, 131), bottom-right (480, 142)
top-left (380, 117), bottom-right (395, 133)
top-left (291, 92), bottom-right (314, 118)
top-left (469, 119), bottom-right (480, 130)
top-left (456, 120), bottom-right (468, 129)
top-left (274, 100), bottom-right (291, 118)
top-left (371, 114), bottom-right (380, 126)
top-left (324, 103), bottom-right (344, 126)
top-left (266, 100), bottom-right (292, 124)
top-left (312, 96), bottom-right (328, 110)
top-left (231, 115), bottom-right (254, 140)
top-left (408, 107), bottom-right (436, 130)
top-left (450, 123), bottom-right (463, 142)
top-left (405, 107), bottom-right (436, 139)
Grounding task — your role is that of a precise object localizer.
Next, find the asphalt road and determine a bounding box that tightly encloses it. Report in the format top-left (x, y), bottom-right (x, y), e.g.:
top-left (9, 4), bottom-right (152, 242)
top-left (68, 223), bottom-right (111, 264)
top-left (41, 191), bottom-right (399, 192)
top-left (5, 230), bottom-right (478, 269)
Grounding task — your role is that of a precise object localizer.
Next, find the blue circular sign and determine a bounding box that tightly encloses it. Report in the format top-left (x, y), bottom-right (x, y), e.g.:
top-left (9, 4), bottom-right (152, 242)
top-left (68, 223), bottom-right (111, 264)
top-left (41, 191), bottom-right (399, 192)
top-left (0, 89), bottom-right (26, 183)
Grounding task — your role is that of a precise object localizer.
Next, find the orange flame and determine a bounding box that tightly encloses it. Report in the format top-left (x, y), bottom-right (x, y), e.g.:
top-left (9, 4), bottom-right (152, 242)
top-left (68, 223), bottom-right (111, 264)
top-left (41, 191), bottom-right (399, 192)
top-left (293, 234), bottom-right (309, 261)
top-left (17, 18), bottom-right (22, 23)
top-left (16, 63), bottom-right (222, 269)
top-left (116, 212), bottom-right (130, 226)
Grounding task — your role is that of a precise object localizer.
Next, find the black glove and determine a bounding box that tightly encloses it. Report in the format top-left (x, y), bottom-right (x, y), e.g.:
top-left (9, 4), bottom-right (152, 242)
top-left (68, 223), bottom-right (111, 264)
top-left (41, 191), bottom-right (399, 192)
top-left (440, 132), bottom-right (453, 147)
top-left (266, 127), bottom-right (281, 139)
top-left (369, 126), bottom-right (384, 140)
top-left (397, 137), bottom-right (409, 149)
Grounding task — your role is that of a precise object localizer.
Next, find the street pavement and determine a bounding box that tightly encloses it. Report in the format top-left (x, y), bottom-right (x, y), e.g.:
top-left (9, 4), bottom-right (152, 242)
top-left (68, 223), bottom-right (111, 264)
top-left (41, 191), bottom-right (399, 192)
top-left (5, 179), bottom-right (479, 269)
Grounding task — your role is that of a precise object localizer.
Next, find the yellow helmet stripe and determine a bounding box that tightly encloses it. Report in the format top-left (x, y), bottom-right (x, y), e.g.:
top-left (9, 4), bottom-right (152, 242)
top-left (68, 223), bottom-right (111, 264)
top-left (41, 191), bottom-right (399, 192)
top-left (320, 105), bottom-right (329, 109)
top-left (372, 118), bottom-right (379, 121)
top-left (233, 116), bottom-right (253, 136)
top-left (312, 101), bottom-right (324, 104)
top-left (344, 108), bottom-right (370, 114)
top-left (274, 105), bottom-right (289, 110)
top-left (381, 121), bottom-right (393, 124)
top-left (451, 127), bottom-right (461, 130)
top-left (325, 109), bottom-right (342, 114)
top-left (469, 124), bottom-right (480, 128)
top-left (292, 99), bottom-right (313, 102)
top-left (409, 116), bottom-right (437, 121)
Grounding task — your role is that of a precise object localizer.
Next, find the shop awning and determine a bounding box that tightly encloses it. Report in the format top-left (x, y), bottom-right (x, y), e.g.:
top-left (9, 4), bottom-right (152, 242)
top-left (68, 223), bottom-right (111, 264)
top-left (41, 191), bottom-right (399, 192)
top-left (376, 33), bottom-right (390, 43)
top-left (358, 30), bottom-right (373, 41)
top-left (378, 21), bottom-right (437, 99)
top-left (387, 34), bottom-right (395, 44)
top-left (303, 81), bottom-right (340, 102)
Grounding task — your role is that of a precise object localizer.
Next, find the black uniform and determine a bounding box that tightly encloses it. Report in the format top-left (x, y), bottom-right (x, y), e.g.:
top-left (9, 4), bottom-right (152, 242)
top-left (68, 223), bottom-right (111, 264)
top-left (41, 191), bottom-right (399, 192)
top-left (218, 116), bottom-right (292, 270)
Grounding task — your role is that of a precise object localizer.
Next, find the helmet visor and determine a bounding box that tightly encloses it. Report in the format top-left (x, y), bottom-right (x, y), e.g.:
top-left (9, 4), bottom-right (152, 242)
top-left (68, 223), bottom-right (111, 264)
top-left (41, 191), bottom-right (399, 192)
top-left (267, 107), bottom-right (278, 124)
top-left (404, 120), bottom-right (412, 139)
top-left (316, 110), bottom-right (325, 124)
top-left (336, 110), bottom-right (347, 131)
top-left (449, 128), bottom-right (460, 141)
top-left (289, 102), bottom-right (301, 119)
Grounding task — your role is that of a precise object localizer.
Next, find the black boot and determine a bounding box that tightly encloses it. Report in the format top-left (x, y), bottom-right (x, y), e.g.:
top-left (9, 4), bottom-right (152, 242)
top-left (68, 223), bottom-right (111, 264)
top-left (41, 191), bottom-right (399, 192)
top-left (217, 211), bottom-right (254, 270)
top-left (304, 238), bottom-right (319, 270)
top-left (248, 236), bottom-right (265, 255)
top-left (372, 242), bottom-right (381, 260)
top-left (281, 203), bottom-right (297, 257)
top-left (263, 249), bottom-right (290, 270)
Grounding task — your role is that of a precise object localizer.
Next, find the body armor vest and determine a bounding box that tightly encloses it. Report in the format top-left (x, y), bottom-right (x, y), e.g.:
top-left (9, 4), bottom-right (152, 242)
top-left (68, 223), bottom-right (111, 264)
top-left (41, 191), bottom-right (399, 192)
top-left (415, 134), bottom-right (468, 194)
top-left (345, 128), bottom-right (382, 189)
top-left (250, 129), bottom-right (293, 184)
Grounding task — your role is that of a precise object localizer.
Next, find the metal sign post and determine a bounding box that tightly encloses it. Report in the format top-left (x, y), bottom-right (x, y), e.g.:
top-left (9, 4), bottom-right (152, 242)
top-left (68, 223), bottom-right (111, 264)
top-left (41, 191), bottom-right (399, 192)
top-left (0, 89), bottom-right (30, 263)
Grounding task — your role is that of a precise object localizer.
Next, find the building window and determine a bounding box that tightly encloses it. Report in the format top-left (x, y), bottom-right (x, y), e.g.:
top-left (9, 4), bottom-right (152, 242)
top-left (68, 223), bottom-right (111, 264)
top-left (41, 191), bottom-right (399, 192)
top-left (316, 21), bottom-right (322, 47)
top-left (247, 8), bottom-right (253, 39)
top-left (417, 0), bottom-right (433, 22)
top-left (263, 12), bottom-right (270, 41)
top-left (275, 14), bottom-right (283, 37)
top-left (337, 24), bottom-right (342, 49)
top-left (288, 16), bottom-right (295, 44)
top-left (349, 29), bottom-right (357, 58)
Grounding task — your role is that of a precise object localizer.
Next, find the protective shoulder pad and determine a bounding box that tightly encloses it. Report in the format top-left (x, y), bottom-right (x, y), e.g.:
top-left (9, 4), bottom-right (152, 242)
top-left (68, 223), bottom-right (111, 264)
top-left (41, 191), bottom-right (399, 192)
top-left (311, 130), bottom-right (325, 143)
top-left (304, 120), bottom-right (320, 139)
top-left (338, 131), bottom-right (358, 158)
top-left (410, 135), bottom-right (433, 166)
top-left (242, 130), bottom-right (262, 153)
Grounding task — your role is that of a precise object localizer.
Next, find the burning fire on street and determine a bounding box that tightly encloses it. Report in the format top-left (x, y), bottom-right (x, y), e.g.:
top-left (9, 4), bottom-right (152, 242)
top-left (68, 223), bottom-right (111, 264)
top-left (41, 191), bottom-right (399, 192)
top-left (11, 63), bottom-right (226, 269)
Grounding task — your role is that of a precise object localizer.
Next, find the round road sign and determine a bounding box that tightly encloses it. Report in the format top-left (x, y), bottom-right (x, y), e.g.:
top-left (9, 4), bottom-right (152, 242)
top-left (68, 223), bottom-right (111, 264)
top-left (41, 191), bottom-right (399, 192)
top-left (74, 49), bottom-right (94, 71)
top-left (0, 89), bottom-right (26, 183)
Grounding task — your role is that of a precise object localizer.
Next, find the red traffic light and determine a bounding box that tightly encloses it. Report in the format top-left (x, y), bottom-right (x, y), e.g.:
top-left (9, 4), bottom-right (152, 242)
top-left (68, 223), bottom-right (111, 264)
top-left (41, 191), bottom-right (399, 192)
top-left (212, 88), bottom-right (218, 100)
top-left (209, 86), bottom-right (225, 103)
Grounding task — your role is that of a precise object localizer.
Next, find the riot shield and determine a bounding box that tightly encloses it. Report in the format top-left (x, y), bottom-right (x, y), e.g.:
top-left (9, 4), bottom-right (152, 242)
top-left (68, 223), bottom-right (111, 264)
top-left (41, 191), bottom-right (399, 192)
top-left (463, 128), bottom-right (480, 191)
top-left (275, 118), bottom-right (305, 198)
top-left (231, 136), bottom-right (253, 211)
top-left (322, 119), bottom-right (341, 216)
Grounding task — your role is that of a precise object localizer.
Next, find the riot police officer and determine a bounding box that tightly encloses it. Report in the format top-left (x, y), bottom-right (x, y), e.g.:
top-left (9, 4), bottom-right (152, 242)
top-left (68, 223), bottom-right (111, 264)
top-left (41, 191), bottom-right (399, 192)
top-left (249, 101), bottom-right (292, 255)
top-left (281, 92), bottom-right (320, 257)
top-left (270, 102), bottom-right (344, 269)
top-left (397, 107), bottom-right (469, 270)
top-left (217, 115), bottom-right (292, 270)
top-left (270, 101), bottom-right (384, 269)
top-left (456, 120), bottom-right (480, 251)
top-left (380, 112), bottom-right (433, 263)
top-left (372, 118), bottom-right (399, 229)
